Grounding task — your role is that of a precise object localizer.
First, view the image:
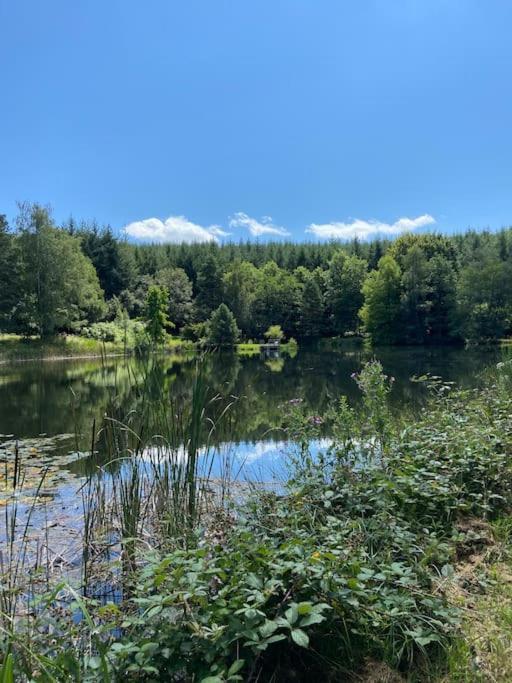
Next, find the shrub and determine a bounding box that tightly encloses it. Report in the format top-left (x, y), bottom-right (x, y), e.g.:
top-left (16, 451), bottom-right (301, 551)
top-left (264, 325), bottom-right (284, 342)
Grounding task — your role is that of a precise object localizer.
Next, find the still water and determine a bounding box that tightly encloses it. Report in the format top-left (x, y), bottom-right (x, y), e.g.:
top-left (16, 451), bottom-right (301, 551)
top-left (0, 342), bottom-right (505, 483)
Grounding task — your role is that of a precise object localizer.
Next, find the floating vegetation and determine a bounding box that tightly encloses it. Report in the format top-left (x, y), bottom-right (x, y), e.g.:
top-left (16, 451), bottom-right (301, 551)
top-left (0, 434), bottom-right (87, 504)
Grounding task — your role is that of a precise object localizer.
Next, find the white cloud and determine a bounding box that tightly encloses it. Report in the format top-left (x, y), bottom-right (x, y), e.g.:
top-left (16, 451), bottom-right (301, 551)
top-left (123, 216), bottom-right (226, 243)
top-left (229, 212), bottom-right (290, 237)
top-left (306, 214), bottom-right (436, 241)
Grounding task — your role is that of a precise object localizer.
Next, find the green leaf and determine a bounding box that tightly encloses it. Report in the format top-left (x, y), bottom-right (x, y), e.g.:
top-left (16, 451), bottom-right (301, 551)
top-left (264, 634), bottom-right (287, 644)
top-left (299, 613), bottom-right (325, 627)
top-left (228, 659), bottom-right (245, 676)
top-left (259, 620), bottom-right (279, 638)
top-left (291, 628), bottom-right (310, 648)
top-left (285, 603), bottom-right (299, 625)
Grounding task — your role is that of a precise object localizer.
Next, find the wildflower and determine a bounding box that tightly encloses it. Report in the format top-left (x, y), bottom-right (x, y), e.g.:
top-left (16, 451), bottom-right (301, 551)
top-left (311, 551), bottom-right (321, 560)
top-left (309, 416), bottom-right (323, 426)
top-left (288, 398), bottom-right (303, 405)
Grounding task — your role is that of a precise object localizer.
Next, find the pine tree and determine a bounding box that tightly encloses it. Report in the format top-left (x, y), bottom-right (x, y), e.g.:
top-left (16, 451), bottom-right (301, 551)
top-left (0, 215), bottom-right (21, 329)
top-left (300, 277), bottom-right (324, 337)
top-left (195, 254), bottom-right (224, 320)
top-left (206, 304), bottom-right (240, 347)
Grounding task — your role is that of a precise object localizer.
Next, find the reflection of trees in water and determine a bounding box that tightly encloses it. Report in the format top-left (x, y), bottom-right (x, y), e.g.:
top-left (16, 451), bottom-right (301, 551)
top-left (0, 346), bottom-right (503, 461)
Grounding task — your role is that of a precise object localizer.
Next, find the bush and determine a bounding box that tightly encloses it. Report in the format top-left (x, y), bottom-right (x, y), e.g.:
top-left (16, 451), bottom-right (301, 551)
top-left (264, 325), bottom-right (284, 342)
top-left (82, 319), bottom-right (145, 346)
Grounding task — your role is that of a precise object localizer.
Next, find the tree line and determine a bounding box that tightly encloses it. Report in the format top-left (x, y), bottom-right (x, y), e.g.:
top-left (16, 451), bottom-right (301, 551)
top-left (1, 202), bottom-right (512, 344)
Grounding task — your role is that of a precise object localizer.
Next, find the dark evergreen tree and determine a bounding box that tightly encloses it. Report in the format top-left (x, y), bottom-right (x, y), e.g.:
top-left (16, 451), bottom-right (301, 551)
top-left (206, 304), bottom-right (240, 347)
top-left (195, 254), bottom-right (224, 320)
top-left (299, 277), bottom-right (324, 337)
top-left (81, 226), bottom-right (137, 298)
top-left (0, 215), bottom-right (21, 330)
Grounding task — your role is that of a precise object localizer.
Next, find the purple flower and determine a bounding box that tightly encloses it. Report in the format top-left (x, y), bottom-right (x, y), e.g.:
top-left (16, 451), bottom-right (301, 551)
top-left (288, 398), bottom-right (303, 405)
top-left (309, 416), bottom-right (324, 426)
top-left (351, 372), bottom-right (358, 379)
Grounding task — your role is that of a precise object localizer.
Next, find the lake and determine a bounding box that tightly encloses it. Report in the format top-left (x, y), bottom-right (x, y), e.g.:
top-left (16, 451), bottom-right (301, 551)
top-left (0, 342), bottom-right (506, 486)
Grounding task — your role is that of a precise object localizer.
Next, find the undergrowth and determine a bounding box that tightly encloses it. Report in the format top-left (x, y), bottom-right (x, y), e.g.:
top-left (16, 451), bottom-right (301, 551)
top-left (1, 360), bottom-right (512, 681)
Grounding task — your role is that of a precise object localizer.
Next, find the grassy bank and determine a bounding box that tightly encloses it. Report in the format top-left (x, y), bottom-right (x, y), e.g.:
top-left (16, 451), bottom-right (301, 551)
top-left (237, 339), bottom-right (299, 357)
top-left (1, 359), bottom-right (512, 680)
top-left (0, 333), bottom-right (193, 363)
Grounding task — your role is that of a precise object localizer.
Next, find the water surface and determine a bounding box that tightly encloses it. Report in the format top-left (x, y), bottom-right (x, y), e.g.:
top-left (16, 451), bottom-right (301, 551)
top-left (0, 342), bottom-right (504, 480)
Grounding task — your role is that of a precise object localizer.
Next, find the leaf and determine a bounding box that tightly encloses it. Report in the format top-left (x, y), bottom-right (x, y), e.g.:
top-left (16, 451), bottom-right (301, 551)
top-left (259, 620), bottom-right (279, 638)
top-left (285, 603), bottom-right (299, 625)
top-left (299, 613), bottom-right (325, 627)
top-left (264, 634), bottom-right (287, 644)
top-left (291, 628), bottom-right (310, 648)
top-left (201, 677), bottom-right (224, 683)
top-left (228, 659), bottom-right (245, 676)
top-left (0, 654), bottom-right (13, 683)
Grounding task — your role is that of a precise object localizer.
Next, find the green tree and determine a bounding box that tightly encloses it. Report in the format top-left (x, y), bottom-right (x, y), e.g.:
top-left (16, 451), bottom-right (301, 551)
top-left (16, 204), bottom-right (105, 336)
top-left (223, 260), bottom-right (258, 334)
top-left (325, 252), bottom-right (367, 335)
top-left (251, 261), bottom-right (301, 336)
top-left (426, 255), bottom-right (457, 342)
top-left (455, 261), bottom-right (512, 341)
top-left (145, 285), bottom-right (171, 344)
top-left (389, 233), bottom-right (457, 268)
top-left (400, 245), bottom-right (431, 344)
top-left (206, 304), bottom-right (240, 347)
top-left (80, 225), bottom-right (137, 298)
top-left (299, 276), bottom-right (324, 337)
top-left (195, 254), bottom-right (224, 320)
top-left (359, 255), bottom-right (402, 344)
top-left (155, 267), bottom-right (193, 330)
top-left (264, 324), bottom-right (284, 342)
top-left (0, 215), bottom-right (22, 330)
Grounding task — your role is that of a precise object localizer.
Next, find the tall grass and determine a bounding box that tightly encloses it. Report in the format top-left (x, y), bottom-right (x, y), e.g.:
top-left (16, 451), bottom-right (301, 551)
top-left (79, 355), bottom-right (236, 595)
top-left (0, 354), bottom-right (235, 679)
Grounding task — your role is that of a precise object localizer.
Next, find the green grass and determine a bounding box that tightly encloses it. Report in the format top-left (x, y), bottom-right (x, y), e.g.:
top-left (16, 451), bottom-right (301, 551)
top-left (236, 339), bottom-right (299, 357)
top-left (236, 342), bottom-right (261, 356)
top-left (0, 333), bottom-right (193, 363)
top-left (440, 517), bottom-right (512, 683)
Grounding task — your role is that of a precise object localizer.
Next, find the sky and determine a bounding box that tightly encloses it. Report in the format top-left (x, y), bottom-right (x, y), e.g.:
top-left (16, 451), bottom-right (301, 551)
top-left (1, 1), bottom-right (512, 244)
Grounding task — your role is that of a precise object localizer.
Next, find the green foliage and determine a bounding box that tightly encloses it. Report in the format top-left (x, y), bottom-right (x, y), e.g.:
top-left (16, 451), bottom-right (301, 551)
top-left (5, 361), bottom-right (512, 680)
top-left (206, 304), bottom-right (240, 347)
top-left (263, 324), bottom-right (284, 342)
top-left (456, 260), bottom-right (512, 341)
top-left (155, 266), bottom-right (193, 330)
top-left (82, 318), bottom-right (145, 345)
top-left (79, 224), bottom-right (137, 298)
top-left (3, 200), bottom-right (512, 344)
top-left (195, 254), bottom-right (224, 320)
top-left (251, 261), bottom-right (301, 337)
top-left (144, 285), bottom-right (172, 344)
top-left (325, 252), bottom-right (367, 335)
top-left (299, 275), bottom-right (324, 337)
top-left (15, 204), bottom-right (106, 336)
top-left (360, 255), bottom-right (402, 344)
top-left (0, 215), bottom-right (21, 331)
top-left (223, 260), bottom-right (259, 333)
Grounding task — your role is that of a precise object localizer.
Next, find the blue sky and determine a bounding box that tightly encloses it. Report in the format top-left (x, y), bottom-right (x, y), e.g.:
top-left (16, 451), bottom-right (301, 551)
top-left (2, 1), bottom-right (512, 243)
